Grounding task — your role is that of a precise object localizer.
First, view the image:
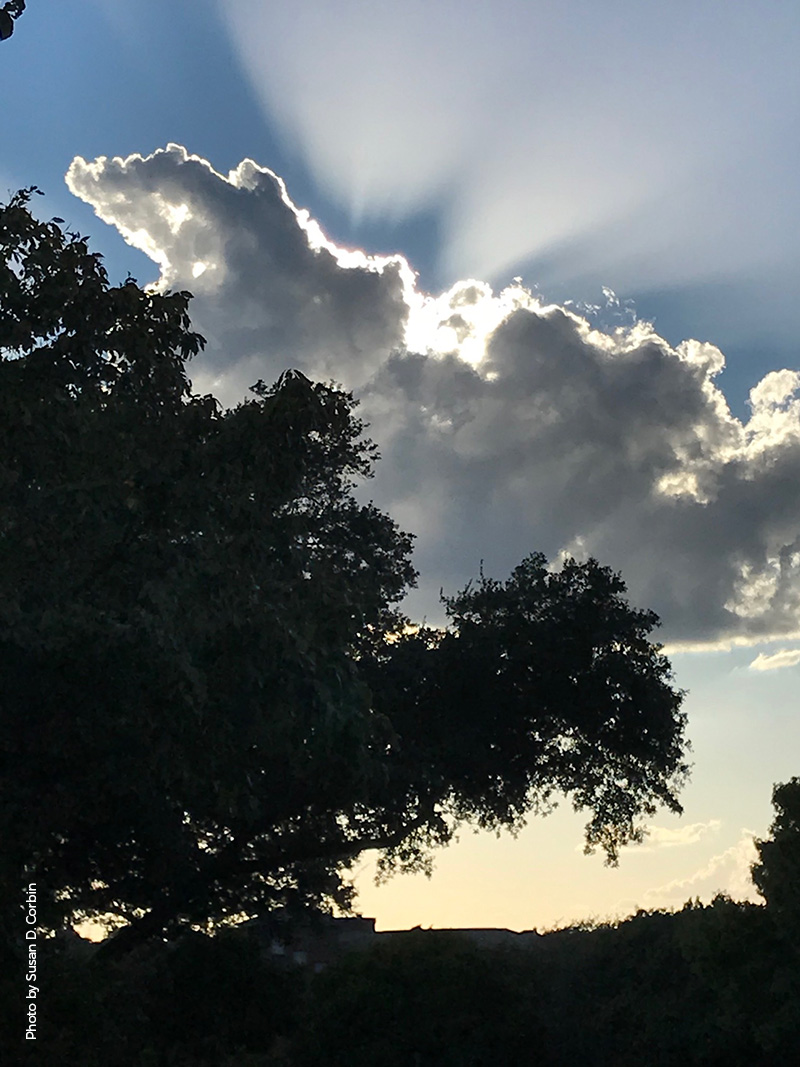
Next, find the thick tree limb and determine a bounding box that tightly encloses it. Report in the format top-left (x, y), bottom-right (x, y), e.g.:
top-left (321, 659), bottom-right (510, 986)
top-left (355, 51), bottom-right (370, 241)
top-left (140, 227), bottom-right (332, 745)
top-left (90, 813), bottom-right (435, 963)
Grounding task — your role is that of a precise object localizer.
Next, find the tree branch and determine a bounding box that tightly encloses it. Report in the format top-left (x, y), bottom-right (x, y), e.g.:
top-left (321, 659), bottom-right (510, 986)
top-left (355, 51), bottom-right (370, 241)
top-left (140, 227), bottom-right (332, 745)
top-left (90, 813), bottom-right (435, 963)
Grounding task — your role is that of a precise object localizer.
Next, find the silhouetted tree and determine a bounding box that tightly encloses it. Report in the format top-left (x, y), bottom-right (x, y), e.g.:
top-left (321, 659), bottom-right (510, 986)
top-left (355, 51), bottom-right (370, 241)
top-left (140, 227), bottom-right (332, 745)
top-left (0, 191), bottom-right (689, 963)
top-left (0, 0), bottom-right (25, 41)
top-left (364, 557), bottom-right (688, 872)
top-left (752, 777), bottom-right (800, 936)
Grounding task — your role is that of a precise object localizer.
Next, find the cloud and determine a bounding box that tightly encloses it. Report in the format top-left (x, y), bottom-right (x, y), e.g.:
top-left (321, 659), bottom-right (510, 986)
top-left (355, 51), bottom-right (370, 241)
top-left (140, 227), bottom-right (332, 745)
top-left (748, 648), bottom-right (800, 672)
top-left (639, 820), bottom-right (722, 851)
top-left (633, 831), bottom-right (761, 910)
top-left (66, 146), bottom-right (800, 648)
top-left (576, 819), bottom-right (721, 856)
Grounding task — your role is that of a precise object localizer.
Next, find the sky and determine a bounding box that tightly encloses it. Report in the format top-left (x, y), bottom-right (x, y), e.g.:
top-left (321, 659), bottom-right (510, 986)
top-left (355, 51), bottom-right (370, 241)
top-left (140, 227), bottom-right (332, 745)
top-left (3, 0), bottom-right (800, 931)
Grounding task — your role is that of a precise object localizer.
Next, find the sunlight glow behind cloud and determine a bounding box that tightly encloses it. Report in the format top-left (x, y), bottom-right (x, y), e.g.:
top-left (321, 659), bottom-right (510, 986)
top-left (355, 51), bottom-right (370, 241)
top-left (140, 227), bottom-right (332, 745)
top-left (218, 0), bottom-right (800, 290)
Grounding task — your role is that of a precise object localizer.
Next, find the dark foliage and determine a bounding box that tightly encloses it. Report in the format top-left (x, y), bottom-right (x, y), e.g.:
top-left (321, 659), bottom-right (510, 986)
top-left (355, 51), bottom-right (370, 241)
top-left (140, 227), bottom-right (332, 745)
top-left (0, 189), bottom-right (417, 954)
top-left (8, 886), bottom-right (800, 1066)
top-left (0, 1), bottom-right (25, 41)
top-left (366, 555), bottom-right (688, 870)
top-left (0, 930), bottom-right (303, 1066)
top-left (752, 777), bottom-right (800, 938)
top-left (297, 931), bottom-right (545, 1067)
top-left (0, 191), bottom-right (690, 964)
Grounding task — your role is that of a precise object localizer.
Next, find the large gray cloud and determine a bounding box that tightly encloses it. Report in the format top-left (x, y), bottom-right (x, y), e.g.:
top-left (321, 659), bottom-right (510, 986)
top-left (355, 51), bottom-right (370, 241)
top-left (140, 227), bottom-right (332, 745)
top-left (67, 146), bottom-right (800, 648)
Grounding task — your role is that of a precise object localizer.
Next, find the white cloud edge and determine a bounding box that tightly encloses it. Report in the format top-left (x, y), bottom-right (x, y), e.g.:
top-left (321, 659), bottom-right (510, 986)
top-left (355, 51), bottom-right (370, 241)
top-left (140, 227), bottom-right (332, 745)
top-left (577, 819), bottom-right (723, 856)
top-left (641, 830), bottom-right (760, 905)
top-left (748, 647), bottom-right (800, 672)
top-left (640, 819), bottom-right (723, 851)
top-left (609, 830), bottom-right (761, 918)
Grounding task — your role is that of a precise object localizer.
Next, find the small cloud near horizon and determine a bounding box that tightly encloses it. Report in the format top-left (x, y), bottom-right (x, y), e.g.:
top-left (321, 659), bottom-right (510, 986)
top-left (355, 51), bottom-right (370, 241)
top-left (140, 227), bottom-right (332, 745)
top-left (578, 819), bottom-right (721, 856)
top-left (640, 820), bottom-right (722, 851)
top-left (612, 830), bottom-right (761, 916)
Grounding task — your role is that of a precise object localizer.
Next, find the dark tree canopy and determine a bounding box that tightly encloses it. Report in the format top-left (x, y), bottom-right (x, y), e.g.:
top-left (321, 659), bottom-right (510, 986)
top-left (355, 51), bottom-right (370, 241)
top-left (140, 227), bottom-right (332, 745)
top-left (0, 190), bottom-right (689, 959)
top-left (366, 555), bottom-right (688, 869)
top-left (752, 778), bottom-right (800, 933)
top-left (0, 0), bottom-right (25, 40)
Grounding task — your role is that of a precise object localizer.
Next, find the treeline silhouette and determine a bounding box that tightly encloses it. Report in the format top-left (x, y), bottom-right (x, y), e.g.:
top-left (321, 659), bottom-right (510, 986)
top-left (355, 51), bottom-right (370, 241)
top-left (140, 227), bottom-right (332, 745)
top-left (2, 888), bottom-right (798, 1066)
top-left (4, 776), bottom-right (799, 1066)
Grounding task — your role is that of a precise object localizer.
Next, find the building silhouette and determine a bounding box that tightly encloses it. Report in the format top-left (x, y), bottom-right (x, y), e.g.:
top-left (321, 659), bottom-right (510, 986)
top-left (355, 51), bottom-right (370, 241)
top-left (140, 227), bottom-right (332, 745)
top-left (238, 910), bottom-right (542, 972)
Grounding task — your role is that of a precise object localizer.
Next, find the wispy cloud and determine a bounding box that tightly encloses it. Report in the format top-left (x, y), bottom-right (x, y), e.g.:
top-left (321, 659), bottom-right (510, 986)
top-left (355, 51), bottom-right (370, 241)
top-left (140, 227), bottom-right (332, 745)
top-left (67, 146), bottom-right (800, 648)
top-left (748, 648), bottom-right (800, 672)
top-left (576, 819), bottom-right (722, 856)
top-left (640, 820), bottom-right (722, 851)
top-left (611, 830), bottom-right (761, 917)
top-left (636, 831), bottom-right (761, 909)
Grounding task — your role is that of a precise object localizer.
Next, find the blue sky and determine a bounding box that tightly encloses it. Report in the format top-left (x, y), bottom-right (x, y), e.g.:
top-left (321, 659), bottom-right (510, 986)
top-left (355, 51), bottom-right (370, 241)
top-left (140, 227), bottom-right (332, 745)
top-left (4, 0), bottom-right (800, 930)
top-left (2, 1), bottom-right (443, 303)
